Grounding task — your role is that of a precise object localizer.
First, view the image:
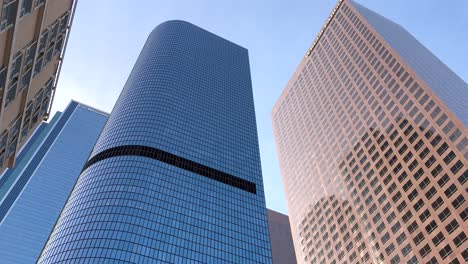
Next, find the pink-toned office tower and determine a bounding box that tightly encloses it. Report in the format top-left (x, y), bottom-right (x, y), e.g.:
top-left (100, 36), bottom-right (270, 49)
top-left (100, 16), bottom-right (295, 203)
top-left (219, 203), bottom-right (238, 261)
top-left (272, 1), bottom-right (467, 263)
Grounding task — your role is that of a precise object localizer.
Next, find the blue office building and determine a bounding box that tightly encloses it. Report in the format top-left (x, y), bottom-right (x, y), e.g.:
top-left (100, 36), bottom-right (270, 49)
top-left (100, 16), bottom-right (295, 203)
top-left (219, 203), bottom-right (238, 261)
top-left (39, 21), bottom-right (272, 263)
top-left (0, 101), bottom-right (108, 263)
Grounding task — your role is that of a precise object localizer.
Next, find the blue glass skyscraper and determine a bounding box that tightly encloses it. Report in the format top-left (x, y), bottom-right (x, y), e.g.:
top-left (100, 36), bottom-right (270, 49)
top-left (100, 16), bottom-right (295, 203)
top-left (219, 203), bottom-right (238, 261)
top-left (39, 21), bottom-right (272, 263)
top-left (0, 101), bottom-right (108, 263)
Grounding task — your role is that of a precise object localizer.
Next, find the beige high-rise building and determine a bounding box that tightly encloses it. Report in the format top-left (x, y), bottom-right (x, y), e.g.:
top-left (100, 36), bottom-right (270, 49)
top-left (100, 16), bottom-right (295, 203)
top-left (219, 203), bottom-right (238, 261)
top-left (272, 0), bottom-right (467, 263)
top-left (0, 0), bottom-right (76, 173)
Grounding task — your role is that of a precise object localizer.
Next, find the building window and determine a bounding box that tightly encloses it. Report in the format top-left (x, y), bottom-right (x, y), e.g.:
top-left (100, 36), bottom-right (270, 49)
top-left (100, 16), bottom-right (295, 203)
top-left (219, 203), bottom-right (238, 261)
top-left (402, 211), bottom-right (413, 223)
top-left (424, 127), bottom-right (435, 139)
top-left (419, 209), bottom-right (431, 223)
top-left (431, 164), bottom-right (443, 177)
top-left (458, 171), bottom-right (467, 185)
top-left (425, 187), bottom-right (437, 200)
top-left (444, 184), bottom-right (458, 198)
top-left (432, 231), bottom-right (445, 246)
top-left (44, 46), bottom-right (54, 65)
top-left (6, 138), bottom-right (17, 157)
top-left (408, 160), bottom-right (419, 171)
top-left (457, 138), bottom-right (468, 153)
top-left (414, 199), bottom-right (425, 211)
top-left (34, 0), bottom-right (45, 8)
top-left (450, 161), bottom-right (464, 174)
top-left (33, 56), bottom-right (43, 77)
top-left (0, 67), bottom-right (6, 90)
top-left (397, 201), bottom-right (407, 212)
top-left (24, 41), bottom-right (37, 67)
top-left (419, 93), bottom-right (429, 104)
top-left (425, 155), bottom-right (437, 168)
top-left (419, 147), bottom-right (430, 159)
top-left (425, 100), bottom-right (435, 112)
top-left (408, 189), bottom-right (419, 201)
top-left (419, 244), bottom-right (432, 258)
top-left (38, 29), bottom-right (49, 55)
top-left (391, 222), bottom-right (401, 234)
top-left (403, 152), bottom-right (413, 162)
top-left (386, 212), bottom-right (396, 224)
top-left (9, 51), bottom-right (23, 81)
top-left (413, 168), bottom-right (424, 180)
top-left (20, 0), bottom-right (33, 17)
top-left (439, 245), bottom-right (453, 259)
top-left (20, 67), bottom-right (32, 90)
top-left (430, 135), bottom-right (442, 147)
top-left (406, 256), bottom-right (417, 264)
top-left (48, 21), bottom-right (59, 46)
top-left (443, 121), bottom-right (455, 134)
top-left (59, 12), bottom-right (70, 33)
top-left (449, 129), bottom-right (462, 142)
top-left (444, 151), bottom-right (456, 164)
top-left (452, 194), bottom-right (465, 209)
top-left (413, 232), bottom-right (424, 246)
top-left (398, 171), bottom-right (408, 182)
top-left (431, 197), bottom-right (444, 210)
top-left (5, 80), bottom-right (18, 106)
top-left (392, 191), bottom-right (402, 203)
top-left (397, 233), bottom-right (406, 245)
top-left (55, 36), bottom-right (64, 56)
top-left (437, 174), bottom-right (450, 187)
top-left (437, 143), bottom-right (449, 155)
top-left (0, 131), bottom-right (7, 152)
top-left (385, 243), bottom-right (395, 255)
top-left (419, 177), bottom-right (430, 189)
top-left (445, 219), bottom-right (459, 234)
top-left (390, 255), bottom-right (400, 264)
top-left (1, 0), bottom-right (18, 31)
top-left (401, 243), bottom-right (412, 256)
top-left (425, 220), bottom-right (438, 234)
top-left (453, 232), bottom-right (467, 247)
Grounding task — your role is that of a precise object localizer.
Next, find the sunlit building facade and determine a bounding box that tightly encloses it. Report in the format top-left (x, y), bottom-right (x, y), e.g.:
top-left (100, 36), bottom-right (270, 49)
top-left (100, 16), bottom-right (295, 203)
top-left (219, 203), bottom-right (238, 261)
top-left (272, 0), bottom-right (467, 263)
top-left (39, 21), bottom-right (272, 263)
top-left (0, 0), bottom-right (77, 174)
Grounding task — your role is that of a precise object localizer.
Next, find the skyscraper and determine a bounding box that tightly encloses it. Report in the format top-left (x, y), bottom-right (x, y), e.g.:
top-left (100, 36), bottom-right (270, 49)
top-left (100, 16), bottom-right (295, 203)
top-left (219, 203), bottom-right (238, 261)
top-left (0, 0), bottom-right (77, 174)
top-left (0, 101), bottom-right (108, 263)
top-left (272, 0), bottom-right (467, 263)
top-left (267, 209), bottom-right (297, 264)
top-left (39, 21), bottom-right (272, 263)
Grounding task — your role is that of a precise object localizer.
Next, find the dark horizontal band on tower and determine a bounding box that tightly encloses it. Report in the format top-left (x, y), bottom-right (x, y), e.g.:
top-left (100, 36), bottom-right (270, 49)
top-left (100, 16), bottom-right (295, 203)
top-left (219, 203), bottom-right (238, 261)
top-left (81, 145), bottom-right (256, 194)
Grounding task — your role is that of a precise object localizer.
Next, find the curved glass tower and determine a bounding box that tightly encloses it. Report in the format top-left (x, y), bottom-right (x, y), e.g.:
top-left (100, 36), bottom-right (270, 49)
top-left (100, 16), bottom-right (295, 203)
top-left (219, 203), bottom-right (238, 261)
top-left (38, 21), bottom-right (272, 263)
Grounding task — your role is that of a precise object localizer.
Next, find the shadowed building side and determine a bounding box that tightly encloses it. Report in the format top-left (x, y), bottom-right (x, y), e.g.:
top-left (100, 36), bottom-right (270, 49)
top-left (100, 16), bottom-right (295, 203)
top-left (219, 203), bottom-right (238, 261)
top-left (267, 209), bottom-right (297, 264)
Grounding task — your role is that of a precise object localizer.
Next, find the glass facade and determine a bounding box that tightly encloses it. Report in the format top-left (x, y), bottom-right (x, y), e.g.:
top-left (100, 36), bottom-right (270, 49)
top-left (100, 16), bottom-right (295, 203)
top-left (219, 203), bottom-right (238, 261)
top-left (39, 21), bottom-right (272, 263)
top-left (0, 101), bottom-right (108, 263)
top-left (272, 0), bottom-right (467, 263)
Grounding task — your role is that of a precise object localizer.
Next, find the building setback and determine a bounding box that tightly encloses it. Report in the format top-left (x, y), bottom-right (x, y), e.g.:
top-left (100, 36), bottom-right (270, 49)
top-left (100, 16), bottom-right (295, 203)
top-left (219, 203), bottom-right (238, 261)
top-left (272, 0), bottom-right (467, 263)
top-left (38, 21), bottom-right (272, 263)
top-left (267, 209), bottom-right (297, 264)
top-left (0, 101), bottom-right (108, 263)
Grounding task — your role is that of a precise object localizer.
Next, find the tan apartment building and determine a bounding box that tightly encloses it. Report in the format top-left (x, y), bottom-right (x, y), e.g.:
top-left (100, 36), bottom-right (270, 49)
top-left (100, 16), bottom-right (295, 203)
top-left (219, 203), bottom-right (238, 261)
top-left (272, 0), bottom-right (467, 263)
top-left (0, 0), bottom-right (76, 173)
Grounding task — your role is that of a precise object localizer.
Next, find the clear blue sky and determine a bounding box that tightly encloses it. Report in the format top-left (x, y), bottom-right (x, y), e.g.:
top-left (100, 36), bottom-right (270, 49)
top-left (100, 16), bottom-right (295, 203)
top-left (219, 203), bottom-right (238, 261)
top-left (52, 0), bottom-right (467, 215)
